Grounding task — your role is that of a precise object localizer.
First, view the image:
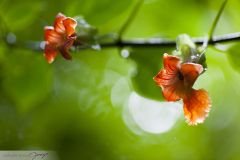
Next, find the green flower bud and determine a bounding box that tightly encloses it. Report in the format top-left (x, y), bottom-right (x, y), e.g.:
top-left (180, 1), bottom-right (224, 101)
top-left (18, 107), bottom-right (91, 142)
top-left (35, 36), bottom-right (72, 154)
top-left (175, 34), bottom-right (207, 72)
top-left (74, 16), bottom-right (98, 46)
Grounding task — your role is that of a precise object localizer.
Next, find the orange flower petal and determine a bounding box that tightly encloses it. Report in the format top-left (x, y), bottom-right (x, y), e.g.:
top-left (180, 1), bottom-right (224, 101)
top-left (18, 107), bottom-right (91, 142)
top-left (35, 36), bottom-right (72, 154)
top-left (180, 63), bottom-right (203, 87)
top-left (163, 53), bottom-right (180, 71)
top-left (153, 53), bottom-right (182, 101)
top-left (44, 26), bottom-right (62, 45)
top-left (44, 45), bottom-right (58, 63)
top-left (161, 84), bottom-right (182, 101)
top-left (63, 18), bottom-right (77, 37)
top-left (54, 13), bottom-right (66, 34)
top-left (183, 89), bottom-right (211, 125)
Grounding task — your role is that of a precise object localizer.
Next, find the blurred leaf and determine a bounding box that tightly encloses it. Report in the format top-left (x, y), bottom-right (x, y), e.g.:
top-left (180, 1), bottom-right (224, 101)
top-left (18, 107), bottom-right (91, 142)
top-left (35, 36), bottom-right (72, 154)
top-left (65, 0), bottom-right (134, 34)
top-left (227, 43), bottom-right (240, 71)
top-left (1, 1), bottom-right (43, 31)
top-left (129, 47), bottom-right (174, 101)
top-left (1, 49), bottom-right (53, 112)
top-left (66, 0), bottom-right (133, 25)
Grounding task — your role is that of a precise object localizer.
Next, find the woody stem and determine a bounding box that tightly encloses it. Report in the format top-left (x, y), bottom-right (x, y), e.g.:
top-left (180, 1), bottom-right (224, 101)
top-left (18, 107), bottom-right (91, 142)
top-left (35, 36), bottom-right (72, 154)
top-left (98, 32), bottom-right (240, 48)
top-left (4, 32), bottom-right (240, 51)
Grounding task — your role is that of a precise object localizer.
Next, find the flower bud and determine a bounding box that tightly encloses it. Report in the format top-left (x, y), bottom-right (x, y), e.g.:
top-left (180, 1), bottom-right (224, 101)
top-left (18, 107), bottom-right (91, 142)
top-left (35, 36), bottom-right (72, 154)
top-left (176, 34), bottom-right (207, 71)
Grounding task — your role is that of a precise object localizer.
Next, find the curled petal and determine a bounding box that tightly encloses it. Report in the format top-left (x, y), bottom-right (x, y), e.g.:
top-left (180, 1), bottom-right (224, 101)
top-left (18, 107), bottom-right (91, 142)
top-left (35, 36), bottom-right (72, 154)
top-left (63, 18), bottom-right (77, 37)
top-left (163, 53), bottom-right (181, 72)
top-left (153, 53), bottom-right (182, 101)
top-left (183, 89), bottom-right (211, 125)
top-left (44, 26), bottom-right (62, 45)
top-left (154, 70), bottom-right (182, 101)
top-left (180, 63), bottom-right (203, 87)
top-left (44, 45), bottom-right (58, 63)
top-left (54, 13), bottom-right (66, 34)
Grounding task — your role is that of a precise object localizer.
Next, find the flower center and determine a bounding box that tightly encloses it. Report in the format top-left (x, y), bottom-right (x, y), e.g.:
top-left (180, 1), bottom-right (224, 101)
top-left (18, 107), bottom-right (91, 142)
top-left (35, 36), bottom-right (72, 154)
top-left (178, 72), bottom-right (184, 81)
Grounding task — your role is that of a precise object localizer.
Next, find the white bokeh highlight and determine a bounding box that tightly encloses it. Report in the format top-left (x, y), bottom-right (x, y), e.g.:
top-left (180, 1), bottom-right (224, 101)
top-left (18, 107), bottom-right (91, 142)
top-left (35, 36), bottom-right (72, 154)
top-left (121, 49), bottom-right (130, 58)
top-left (124, 92), bottom-right (182, 134)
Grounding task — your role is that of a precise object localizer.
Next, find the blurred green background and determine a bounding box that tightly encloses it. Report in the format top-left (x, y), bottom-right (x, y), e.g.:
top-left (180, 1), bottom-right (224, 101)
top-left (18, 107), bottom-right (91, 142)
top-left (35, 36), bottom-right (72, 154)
top-left (1, 0), bottom-right (240, 159)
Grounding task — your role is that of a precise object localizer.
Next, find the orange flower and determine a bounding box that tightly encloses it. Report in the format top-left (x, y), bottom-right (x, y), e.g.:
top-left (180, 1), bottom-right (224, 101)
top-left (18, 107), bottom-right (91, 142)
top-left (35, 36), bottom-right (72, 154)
top-left (153, 53), bottom-right (211, 125)
top-left (44, 13), bottom-right (77, 63)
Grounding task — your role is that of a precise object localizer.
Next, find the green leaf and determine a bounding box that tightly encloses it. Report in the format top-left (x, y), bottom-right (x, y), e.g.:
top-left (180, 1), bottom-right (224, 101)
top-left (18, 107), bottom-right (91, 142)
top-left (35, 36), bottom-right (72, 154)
top-left (129, 47), bottom-right (174, 101)
top-left (65, 0), bottom-right (134, 34)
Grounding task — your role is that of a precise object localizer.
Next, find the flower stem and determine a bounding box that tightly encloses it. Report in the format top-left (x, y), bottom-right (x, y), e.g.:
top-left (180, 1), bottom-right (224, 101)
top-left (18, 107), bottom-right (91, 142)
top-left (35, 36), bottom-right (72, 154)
top-left (208, 0), bottom-right (228, 42)
top-left (118, 0), bottom-right (144, 39)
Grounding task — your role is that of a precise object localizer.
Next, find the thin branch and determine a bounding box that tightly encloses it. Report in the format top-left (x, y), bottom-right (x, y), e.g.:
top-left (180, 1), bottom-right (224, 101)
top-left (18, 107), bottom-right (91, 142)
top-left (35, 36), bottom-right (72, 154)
top-left (208, 0), bottom-right (228, 42)
top-left (20, 32), bottom-right (240, 51)
top-left (100, 32), bottom-right (240, 48)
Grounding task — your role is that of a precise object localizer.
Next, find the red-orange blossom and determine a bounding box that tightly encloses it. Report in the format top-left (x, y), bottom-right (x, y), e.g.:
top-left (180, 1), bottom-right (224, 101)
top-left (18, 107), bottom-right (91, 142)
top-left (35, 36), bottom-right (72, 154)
top-left (44, 13), bottom-right (77, 63)
top-left (154, 53), bottom-right (211, 125)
